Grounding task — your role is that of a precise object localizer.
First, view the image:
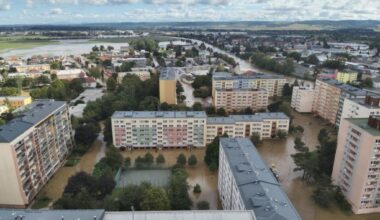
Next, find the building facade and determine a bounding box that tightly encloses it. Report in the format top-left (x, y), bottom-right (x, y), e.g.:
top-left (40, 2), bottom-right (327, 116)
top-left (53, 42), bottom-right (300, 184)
top-left (291, 86), bottom-right (315, 113)
top-left (0, 100), bottom-right (73, 208)
top-left (218, 138), bottom-right (301, 219)
top-left (0, 96), bottom-right (32, 109)
top-left (111, 111), bottom-right (289, 148)
top-left (213, 88), bottom-right (269, 112)
top-left (212, 72), bottom-right (286, 98)
top-left (312, 78), bottom-right (366, 126)
top-left (336, 70), bottom-right (358, 83)
top-left (339, 95), bottom-right (380, 127)
top-left (332, 116), bottom-right (380, 214)
top-left (159, 68), bottom-right (177, 105)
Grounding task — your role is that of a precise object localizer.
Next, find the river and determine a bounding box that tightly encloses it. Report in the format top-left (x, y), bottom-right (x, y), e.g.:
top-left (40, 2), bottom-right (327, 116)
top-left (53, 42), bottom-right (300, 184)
top-left (0, 39), bottom-right (130, 58)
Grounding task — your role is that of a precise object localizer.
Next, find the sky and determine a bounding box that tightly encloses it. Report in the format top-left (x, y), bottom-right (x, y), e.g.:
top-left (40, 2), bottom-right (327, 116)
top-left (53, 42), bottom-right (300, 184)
top-left (0, 0), bottom-right (380, 25)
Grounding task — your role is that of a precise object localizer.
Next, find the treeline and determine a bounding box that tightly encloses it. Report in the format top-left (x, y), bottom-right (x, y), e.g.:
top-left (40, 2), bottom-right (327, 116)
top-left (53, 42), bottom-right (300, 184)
top-left (251, 52), bottom-right (294, 75)
top-left (30, 78), bottom-right (84, 101)
top-left (129, 38), bottom-right (158, 52)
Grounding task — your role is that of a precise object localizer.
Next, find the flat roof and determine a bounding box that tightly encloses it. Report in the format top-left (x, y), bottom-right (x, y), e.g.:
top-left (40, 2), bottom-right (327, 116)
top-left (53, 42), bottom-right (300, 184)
top-left (112, 111), bottom-right (207, 119)
top-left (104, 210), bottom-right (256, 220)
top-left (207, 113), bottom-right (289, 125)
top-left (0, 209), bottom-right (105, 220)
top-left (0, 100), bottom-right (66, 143)
top-left (346, 118), bottom-right (380, 136)
top-left (159, 67), bottom-right (176, 80)
top-left (220, 138), bottom-right (301, 220)
top-left (0, 96), bottom-right (30, 101)
top-left (213, 72), bottom-right (285, 80)
top-left (318, 78), bottom-right (366, 96)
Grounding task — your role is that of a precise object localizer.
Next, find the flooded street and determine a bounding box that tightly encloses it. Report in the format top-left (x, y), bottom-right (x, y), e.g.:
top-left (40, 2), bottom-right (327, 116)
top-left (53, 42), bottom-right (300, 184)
top-left (121, 148), bottom-right (219, 210)
top-left (258, 111), bottom-right (380, 220)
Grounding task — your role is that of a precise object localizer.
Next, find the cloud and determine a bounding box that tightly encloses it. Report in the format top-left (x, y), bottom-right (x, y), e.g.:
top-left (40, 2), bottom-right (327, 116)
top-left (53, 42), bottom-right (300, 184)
top-left (49, 8), bottom-right (63, 14)
top-left (0, 0), bottom-right (10, 10)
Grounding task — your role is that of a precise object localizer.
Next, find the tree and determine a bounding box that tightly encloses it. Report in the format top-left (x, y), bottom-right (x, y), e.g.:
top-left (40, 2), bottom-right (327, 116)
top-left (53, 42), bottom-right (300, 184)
top-left (168, 167), bottom-right (192, 210)
top-left (92, 159), bottom-right (113, 178)
top-left (144, 153), bottom-right (154, 167)
top-left (140, 187), bottom-right (170, 211)
top-left (192, 102), bottom-right (203, 111)
top-left (177, 154), bottom-right (187, 166)
top-left (103, 147), bottom-right (123, 171)
top-left (106, 77), bottom-right (117, 92)
top-left (88, 68), bottom-right (102, 79)
top-left (204, 136), bottom-right (222, 171)
top-left (124, 157), bottom-right (131, 169)
top-left (250, 133), bottom-right (262, 146)
top-left (74, 123), bottom-right (100, 154)
top-left (63, 172), bottom-right (98, 197)
top-left (288, 52), bottom-right (302, 62)
top-left (120, 61), bottom-right (135, 72)
top-left (282, 83), bottom-right (293, 97)
top-left (197, 201), bottom-right (210, 210)
top-left (362, 78), bottom-right (373, 88)
top-left (92, 45), bottom-right (99, 52)
top-left (156, 154), bottom-right (165, 166)
top-left (193, 184), bottom-right (201, 193)
top-left (216, 107), bottom-right (226, 116)
top-left (277, 130), bottom-right (287, 139)
top-left (306, 54), bottom-right (319, 65)
top-left (188, 155), bottom-right (197, 167)
top-left (50, 61), bottom-right (62, 70)
top-left (54, 189), bottom-right (95, 209)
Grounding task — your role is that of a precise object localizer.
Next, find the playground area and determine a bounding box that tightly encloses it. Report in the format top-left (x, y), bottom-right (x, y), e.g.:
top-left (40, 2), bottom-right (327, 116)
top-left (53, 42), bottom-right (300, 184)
top-left (115, 169), bottom-right (171, 188)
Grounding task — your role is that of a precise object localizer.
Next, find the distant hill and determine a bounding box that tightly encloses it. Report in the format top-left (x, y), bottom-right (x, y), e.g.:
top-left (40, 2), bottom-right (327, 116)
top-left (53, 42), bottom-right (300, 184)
top-left (1, 20), bottom-right (380, 32)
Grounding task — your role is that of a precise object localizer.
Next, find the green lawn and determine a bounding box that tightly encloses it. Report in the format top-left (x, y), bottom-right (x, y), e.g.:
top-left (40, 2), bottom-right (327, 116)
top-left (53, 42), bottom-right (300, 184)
top-left (0, 39), bottom-right (57, 52)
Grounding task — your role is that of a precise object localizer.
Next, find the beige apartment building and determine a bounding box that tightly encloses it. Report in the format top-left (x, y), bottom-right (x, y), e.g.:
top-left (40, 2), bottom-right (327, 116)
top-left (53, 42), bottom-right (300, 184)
top-left (14, 64), bottom-right (50, 73)
top-left (159, 68), bottom-right (177, 104)
top-left (291, 86), bottom-right (315, 113)
top-left (111, 111), bottom-right (289, 148)
top-left (213, 88), bottom-right (268, 112)
top-left (0, 96), bottom-right (32, 109)
top-left (212, 72), bottom-right (286, 98)
top-left (0, 100), bottom-right (73, 208)
top-left (339, 95), bottom-right (380, 127)
top-left (312, 78), bottom-right (366, 125)
top-left (332, 116), bottom-right (380, 214)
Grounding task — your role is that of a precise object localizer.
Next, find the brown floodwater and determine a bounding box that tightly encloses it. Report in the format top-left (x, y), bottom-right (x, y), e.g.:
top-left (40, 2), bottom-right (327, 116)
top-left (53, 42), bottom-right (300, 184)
top-left (258, 110), bottom-right (380, 220)
top-left (36, 139), bottom-right (104, 205)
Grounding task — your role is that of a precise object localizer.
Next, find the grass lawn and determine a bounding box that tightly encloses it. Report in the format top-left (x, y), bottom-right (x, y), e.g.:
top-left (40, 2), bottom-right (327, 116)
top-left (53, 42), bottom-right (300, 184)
top-left (0, 39), bottom-right (57, 52)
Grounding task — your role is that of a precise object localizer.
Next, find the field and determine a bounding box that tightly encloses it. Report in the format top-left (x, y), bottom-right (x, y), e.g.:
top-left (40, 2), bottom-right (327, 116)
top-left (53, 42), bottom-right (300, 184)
top-left (0, 37), bottom-right (57, 52)
top-left (115, 169), bottom-right (171, 188)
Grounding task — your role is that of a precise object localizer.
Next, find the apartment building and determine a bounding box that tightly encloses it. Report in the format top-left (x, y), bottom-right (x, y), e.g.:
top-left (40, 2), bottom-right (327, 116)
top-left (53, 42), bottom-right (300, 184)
top-left (111, 111), bottom-right (289, 148)
top-left (206, 113), bottom-right (289, 143)
top-left (0, 96), bottom-right (32, 109)
top-left (332, 116), bottom-right (380, 214)
top-left (111, 111), bottom-right (207, 149)
top-left (213, 88), bottom-right (268, 112)
top-left (212, 72), bottom-right (286, 98)
top-left (14, 64), bottom-right (50, 73)
top-left (0, 100), bottom-right (73, 208)
top-left (336, 70), bottom-right (358, 83)
top-left (291, 86), bottom-right (315, 113)
top-left (339, 95), bottom-right (380, 127)
top-left (218, 138), bottom-right (301, 219)
top-left (159, 68), bottom-right (177, 104)
top-left (312, 78), bottom-right (366, 126)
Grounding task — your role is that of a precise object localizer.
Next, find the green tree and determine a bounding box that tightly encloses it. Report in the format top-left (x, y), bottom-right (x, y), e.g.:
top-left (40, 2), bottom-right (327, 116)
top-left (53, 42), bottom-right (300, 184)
top-left (277, 130), bottom-right (287, 139)
top-left (140, 187), bottom-right (170, 211)
top-left (192, 102), bottom-right (203, 111)
top-left (88, 68), bottom-right (102, 79)
top-left (92, 159), bottom-right (113, 178)
top-left (250, 133), bottom-right (262, 146)
top-left (193, 184), bottom-right (201, 193)
top-left (306, 54), bottom-right (319, 65)
top-left (196, 201), bottom-right (210, 210)
top-left (177, 153), bottom-right (187, 166)
top-left (124, 157), bottom-right (131, 169)
top-left (144, 153), bottom-right (154, 167)
top-left (216, 107), bottom-right (226, 116)
top-left (156, 154), bottom-right (165, 165)
top-left (168, 167), bottom-right (192, 210)
top-left (188, 155), bottom-right (197, 167)
top-left (106, 77), bottom-right (117, 92)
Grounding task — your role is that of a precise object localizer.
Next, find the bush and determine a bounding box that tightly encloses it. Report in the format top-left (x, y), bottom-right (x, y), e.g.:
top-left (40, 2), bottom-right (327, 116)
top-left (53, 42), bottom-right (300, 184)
top-left (196, 201), bottom-right (210, 210)
top-left (188, 155), bottom-right (197, 167)
top-left (193, 184), bottom-right (201, 193)
top-left (156, 154), bottom-right (165, 165)
top-left (177, 153), bottom-right (187, 166)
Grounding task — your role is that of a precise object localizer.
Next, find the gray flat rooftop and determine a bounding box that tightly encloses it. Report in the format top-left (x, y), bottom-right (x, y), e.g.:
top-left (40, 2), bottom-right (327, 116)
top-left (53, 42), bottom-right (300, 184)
top-left (0, 100), bottom-right (66, 143)
top-left (104, 210), bottom-right (256, 220)
top-left (207, 113), bottom-right (289, 125)
top-left (159, 67), bottom-right (176, 80)
top-left (220, 138), bottom-right (301, 220)
top-left (0, 96), bottom-right (30, 101)
top-left (318, 78), bottom-right (367, 96)
top-left (112, 111), bottom-right (207, 119)
top-left (213, 72), bottom-right (285, 80)
top-left (0, 209), bottom-right (105, 220)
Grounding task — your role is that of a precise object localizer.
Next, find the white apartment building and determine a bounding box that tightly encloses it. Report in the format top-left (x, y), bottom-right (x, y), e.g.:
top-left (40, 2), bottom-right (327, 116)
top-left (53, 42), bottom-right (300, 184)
top-left (212, 72), bottom-right (286, 98)
top-left (206, 113), bottom-right (289, 143)
top-left (111, 111), bottom-right (207, 149)
top-left (332, 116), bottom-right (380, 214)
top-left (213, 88), bottom-right (269, 112)
top-left (291, 86), bottom-right (315, 113)
top-left (339, 95), bottom-right (380, 127)
top-left (111, 111), bottom-right (290, 148)
top-left (218, 138), bottom-right (301, 219)
top-left (0, 100), bottom-right (73, 208)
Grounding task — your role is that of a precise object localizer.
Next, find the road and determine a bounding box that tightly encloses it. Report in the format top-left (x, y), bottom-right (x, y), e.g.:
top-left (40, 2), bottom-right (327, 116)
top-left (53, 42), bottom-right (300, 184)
top-left (69, 89), bottom-right (104, 118)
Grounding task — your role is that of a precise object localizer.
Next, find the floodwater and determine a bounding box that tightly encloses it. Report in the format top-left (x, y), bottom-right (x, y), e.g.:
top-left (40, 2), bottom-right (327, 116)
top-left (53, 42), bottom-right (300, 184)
top-left (258, 111), bottom-right (380, 220)
top-left (121, 148), bottom-right (219, 210)
top-left (36, 139), bottom-right (104, 205)
top-left (0, 39), bottom-right (130, 58)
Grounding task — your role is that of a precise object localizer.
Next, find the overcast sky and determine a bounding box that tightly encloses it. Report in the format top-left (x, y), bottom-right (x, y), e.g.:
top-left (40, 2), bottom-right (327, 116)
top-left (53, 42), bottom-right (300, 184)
top-left (0, 0), bottom-right (379, 25)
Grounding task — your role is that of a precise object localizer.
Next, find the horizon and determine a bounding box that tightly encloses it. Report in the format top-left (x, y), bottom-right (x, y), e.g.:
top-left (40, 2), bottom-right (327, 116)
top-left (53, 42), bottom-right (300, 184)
top-left (1, 0), bottom-right (380, 25)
